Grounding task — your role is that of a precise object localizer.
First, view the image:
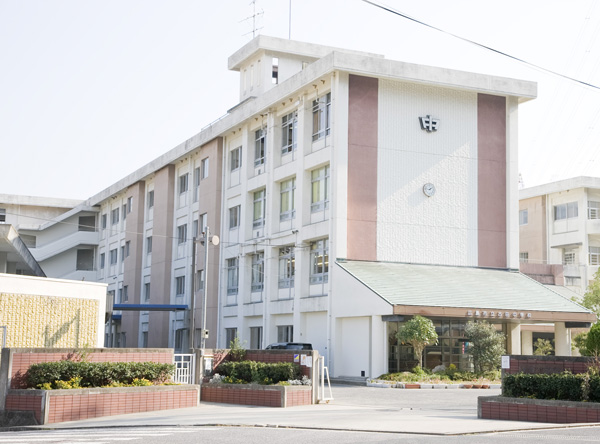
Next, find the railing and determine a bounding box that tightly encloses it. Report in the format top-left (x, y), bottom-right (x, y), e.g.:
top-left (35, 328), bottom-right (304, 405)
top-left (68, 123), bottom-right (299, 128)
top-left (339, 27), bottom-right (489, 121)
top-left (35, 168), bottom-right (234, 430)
top-left (317, 355), bottom-right (333, 404)
top-left (173, 354), bottom-right (196, 385)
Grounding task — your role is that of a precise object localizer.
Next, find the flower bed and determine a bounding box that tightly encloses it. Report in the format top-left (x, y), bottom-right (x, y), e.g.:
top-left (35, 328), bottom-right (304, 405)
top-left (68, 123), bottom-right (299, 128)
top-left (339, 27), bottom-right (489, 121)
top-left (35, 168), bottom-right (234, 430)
top-left (5, 384), bottom-right (200, 425)
top-left (201, 383), bottom-right (311, 407)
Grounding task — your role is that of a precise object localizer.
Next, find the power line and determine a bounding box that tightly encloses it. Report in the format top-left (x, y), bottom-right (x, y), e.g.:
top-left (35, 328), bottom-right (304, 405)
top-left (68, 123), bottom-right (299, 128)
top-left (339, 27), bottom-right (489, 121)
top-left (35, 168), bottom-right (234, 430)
top-left (362, 0), bottom-right (600, 91)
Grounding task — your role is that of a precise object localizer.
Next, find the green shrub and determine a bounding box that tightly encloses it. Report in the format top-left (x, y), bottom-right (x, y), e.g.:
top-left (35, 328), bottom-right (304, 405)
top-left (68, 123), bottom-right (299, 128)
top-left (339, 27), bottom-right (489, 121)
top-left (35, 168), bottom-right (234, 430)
top-left (503, 372), bottom-right (586, 401)
top-left (215, 360), bottom-right (301, 384)
top-left (25, 361), bottom-right (175, 389)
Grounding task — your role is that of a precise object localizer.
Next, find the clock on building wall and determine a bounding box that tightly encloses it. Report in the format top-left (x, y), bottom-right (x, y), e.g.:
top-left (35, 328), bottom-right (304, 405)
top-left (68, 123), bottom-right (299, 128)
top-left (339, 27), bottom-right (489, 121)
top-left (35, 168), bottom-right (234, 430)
top-left (423, 183), bottom-right (436, 197)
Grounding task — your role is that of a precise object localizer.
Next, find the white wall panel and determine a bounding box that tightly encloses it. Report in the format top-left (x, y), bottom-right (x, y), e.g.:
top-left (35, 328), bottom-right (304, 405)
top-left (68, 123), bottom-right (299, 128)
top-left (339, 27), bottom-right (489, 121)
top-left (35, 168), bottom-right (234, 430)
top-left (377, 80), bottom-right (478, 266)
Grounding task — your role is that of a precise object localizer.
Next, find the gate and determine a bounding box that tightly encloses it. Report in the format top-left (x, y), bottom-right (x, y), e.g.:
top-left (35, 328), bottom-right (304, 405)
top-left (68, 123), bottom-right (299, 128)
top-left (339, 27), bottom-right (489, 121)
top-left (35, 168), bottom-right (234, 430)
top-left (173, 353), bottom-right (195, 384)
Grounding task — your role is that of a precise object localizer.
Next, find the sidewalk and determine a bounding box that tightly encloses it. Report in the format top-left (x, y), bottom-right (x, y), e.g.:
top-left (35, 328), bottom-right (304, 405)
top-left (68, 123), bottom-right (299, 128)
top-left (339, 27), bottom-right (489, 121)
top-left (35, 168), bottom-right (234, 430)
top-left (22, 386), bottom-right (600, 436)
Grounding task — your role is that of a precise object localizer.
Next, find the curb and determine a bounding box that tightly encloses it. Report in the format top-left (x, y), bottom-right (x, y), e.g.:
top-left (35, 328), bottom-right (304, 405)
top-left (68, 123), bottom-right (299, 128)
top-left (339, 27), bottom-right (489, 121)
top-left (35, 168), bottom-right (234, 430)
top-left (366, 380), bottom-right (501, 390)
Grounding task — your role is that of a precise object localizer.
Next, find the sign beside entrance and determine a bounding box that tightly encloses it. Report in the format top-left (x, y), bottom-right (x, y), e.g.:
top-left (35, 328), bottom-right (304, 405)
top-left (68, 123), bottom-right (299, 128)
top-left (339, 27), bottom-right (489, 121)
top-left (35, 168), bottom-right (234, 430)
top-left (466, 310), bottom-right (532, 319)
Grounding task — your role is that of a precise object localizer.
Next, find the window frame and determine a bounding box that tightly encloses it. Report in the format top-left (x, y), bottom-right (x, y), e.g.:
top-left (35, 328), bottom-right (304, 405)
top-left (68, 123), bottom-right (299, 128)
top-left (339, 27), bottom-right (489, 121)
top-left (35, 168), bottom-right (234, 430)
top-left (175, 276), bottom-right (186, 296)
top-left (227, 257), bottom-right (239, 295)
top-left (281, 111), bottom-right (298, 154)
top-left (310, 238), bottom-right (329, 284)
top-left (519, 209), bottom-right (528, 226)
top-left (253, 189), bottom-right (266, 228)
top-left (278, 246), bottom-right (295, 289)
top-left (251, 252), bottom-right (264, 292)
top-left (231, 146), bottom-right (242, 171)
top-left (229, 205), bottom-right (240, 230)
top-left (201, 157), bottom-right (209, 179)
top-left (280, 178), bottom-right (296, 221)
top-left (254, 128), bottom-right (266, 167)
top-left (312, 92), bottom-right (331, 142)
top-left (179, 173), bottom-right (189, 195)
top-left (311, 165), bottom-right (330, 213)
top-left (177, 224), bottom-right (187, 245)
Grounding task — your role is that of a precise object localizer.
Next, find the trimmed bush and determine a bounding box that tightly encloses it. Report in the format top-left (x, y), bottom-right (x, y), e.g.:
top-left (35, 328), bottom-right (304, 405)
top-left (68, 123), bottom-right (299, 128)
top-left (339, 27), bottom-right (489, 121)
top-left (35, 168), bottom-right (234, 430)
top-left (503, 372), bottom-right (588, 401)
top-left (25, 361), bottom-right (175, 389)
top-left (216, 361), bottom-right (301, 384)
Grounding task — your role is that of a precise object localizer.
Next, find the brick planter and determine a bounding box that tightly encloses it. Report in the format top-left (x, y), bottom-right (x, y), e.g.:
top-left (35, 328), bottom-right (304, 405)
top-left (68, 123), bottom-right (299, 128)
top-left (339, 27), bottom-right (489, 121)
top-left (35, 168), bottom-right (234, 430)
top-left (5, 385), bottom-right (199, 425)
top-left (201, 384), bottom-right (311, 407)
top-left (478, 396), bottom-right (600, 424)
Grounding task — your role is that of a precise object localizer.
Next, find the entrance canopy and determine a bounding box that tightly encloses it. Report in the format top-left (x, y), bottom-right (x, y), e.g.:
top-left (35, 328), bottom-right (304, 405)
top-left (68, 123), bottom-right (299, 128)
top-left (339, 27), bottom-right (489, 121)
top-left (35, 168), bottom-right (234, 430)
top-left (336, 260), bottom-right (595, 324)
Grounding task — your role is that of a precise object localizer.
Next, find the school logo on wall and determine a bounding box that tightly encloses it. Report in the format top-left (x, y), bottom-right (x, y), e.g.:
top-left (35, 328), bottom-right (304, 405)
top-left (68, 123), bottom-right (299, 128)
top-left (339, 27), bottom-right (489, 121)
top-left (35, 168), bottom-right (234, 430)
top-left (419, 115), bottom-right (439, 132)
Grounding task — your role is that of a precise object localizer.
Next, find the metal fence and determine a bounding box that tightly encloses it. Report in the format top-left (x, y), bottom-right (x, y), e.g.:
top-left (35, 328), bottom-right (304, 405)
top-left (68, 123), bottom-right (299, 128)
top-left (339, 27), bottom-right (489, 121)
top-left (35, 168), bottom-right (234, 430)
top-left (173, 353), bottom-right (195, 384)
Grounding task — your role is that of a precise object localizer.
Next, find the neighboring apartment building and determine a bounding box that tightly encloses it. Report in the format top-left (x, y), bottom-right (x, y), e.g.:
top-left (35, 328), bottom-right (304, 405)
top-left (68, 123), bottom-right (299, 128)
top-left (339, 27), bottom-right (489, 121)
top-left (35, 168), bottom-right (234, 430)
top-left (520, 176), bottom-right (600, 295)
top-left (6, 36), bottom-right (594, 377)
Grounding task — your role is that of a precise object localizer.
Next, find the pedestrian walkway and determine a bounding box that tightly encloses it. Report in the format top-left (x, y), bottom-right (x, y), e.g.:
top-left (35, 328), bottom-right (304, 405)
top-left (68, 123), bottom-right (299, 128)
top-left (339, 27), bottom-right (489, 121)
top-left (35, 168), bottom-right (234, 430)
top-left (9, 386), bottom-right (600, 435)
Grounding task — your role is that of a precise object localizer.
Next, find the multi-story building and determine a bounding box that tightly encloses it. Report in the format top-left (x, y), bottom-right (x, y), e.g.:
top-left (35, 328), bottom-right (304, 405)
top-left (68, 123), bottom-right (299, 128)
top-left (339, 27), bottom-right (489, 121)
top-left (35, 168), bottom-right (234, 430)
top-left (520, 176), bottom-right (600, 295)
top-left (5, 36), bottom-right (594, 377)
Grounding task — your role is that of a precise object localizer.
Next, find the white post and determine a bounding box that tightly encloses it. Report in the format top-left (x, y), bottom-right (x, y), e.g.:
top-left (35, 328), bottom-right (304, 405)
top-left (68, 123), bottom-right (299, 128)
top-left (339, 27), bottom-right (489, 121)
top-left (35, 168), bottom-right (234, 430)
top-left (555, 322), bottom-right (571, 356)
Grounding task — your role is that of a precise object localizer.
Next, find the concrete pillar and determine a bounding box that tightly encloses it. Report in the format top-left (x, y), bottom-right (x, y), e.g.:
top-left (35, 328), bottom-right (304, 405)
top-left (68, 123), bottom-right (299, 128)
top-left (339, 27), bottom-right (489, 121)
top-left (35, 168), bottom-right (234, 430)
top-left (0, 252), bottom-right (6, 273)
top-left (508, 323), bottom-right (521, 355)
top-left (521, 330), bottom-right (533, 355)
top-left (555, 322), bottom-right (571, 356)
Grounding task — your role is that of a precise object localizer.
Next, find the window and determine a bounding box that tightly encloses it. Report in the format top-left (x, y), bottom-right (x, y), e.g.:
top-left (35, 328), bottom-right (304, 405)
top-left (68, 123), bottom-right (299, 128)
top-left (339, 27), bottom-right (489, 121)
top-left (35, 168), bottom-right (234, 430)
top-left (277, 325), bottom-right (293, 343)
top-left (179, 173), bottom-right (189, 194)
top-left (122, 285), bottom-right (128, 302)
top-left (147, 190), bottom-right (154, 208)
top-left (250, 327), bottom-right (263, 349)
top-left (229, 205), bottom-right (240, 229)
top-left (311, 166), bottom-right (330, 212)
top-left (231, 147), bottom-right (241, 171)
top-left (125, 241), bottom-right (130, 258)
top-left (176, 276), bottom-right (186, 296)
top-left (144, 283), bottom-right (151, 301)
top-left (280, 178), bottom-right (295, 220)
top-left (253, 189), bottom-right (266, 228)
top-left (142, 330), bottom-right (148, 348)
top-left (101, 214), bottom-right (107, 229)
top-left (201, 157), bottom-right (209, 179)
top-left (174, 329), bottom-right (185, 352)
top-left (122, 204), bottom-right (127, 220)
top-left (196, 269), bottom-right (205, 290)
top-left (111, 208), bottom-right (119, 225)
top-left (519, 252), bottom-right (529, 263)
top-left (566, 276), bottom-right (581, 286)
top-left (0, 209), bottom-right (5, 223)
top-left (519, 209), bottom-right (528, 226)
top-left (312, 92), bottom-right (331, 141)
top-left (127, 197), bottom-right (133, 214)
top-left (77, 216), bottom-right (95, 232)
top-left (278, 246), bottom-right (295, 288)
top-left (310, 238), bottom-right (329, 284)
top-left (272, 57), bottom-right (279, 84)
top-left (177, 224), bottom-right (187, 244)
top-left (554, 202), bottom-right (578, 220)
top-left (227, 258), bottom-right (239, 295)
top-left (110, 249), bottom-right (118, 265)
top-left (100, 253), bottom-right (105, 269)
top-left (255, 128), bottom-right (266, 167)
top-left (146, 236), bottom-right (152, 254)
top-left (193, 167), bottom-right (200, 202)
top-left (590, 247), bottom-right (600, 266)
top-left (251, 253), bottom-right (264, 292)
top-left (281, 111), bottom-right (297, 154)
top-left (563, 248), bottom-right (577, 265)
top-left (200, 213), bottom-right (208, 234)
top-left (193, 219), bottom-right (199, 238)
top-left (225, 328), bottom-right (237, 348)
top-left (76, 249), bottom-right (94, 271)
top-left (589, 201), bottom-right (600, 219)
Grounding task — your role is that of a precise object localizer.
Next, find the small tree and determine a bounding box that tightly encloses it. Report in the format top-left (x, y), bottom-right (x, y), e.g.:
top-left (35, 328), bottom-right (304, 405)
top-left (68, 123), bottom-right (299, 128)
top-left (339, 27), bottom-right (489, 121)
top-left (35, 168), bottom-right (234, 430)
top-left (465, 321), bottom-right (505, 372)
top-left (533, 338), bottom-right (554, 356)
top-left (580, 270), bottom-right (600, 318)
top-left (573, 331), bottom-right (590, 356)
top-left (586, 323), bottom-right (600, 356)
top-left (396, 315), bottom-right (438, 369)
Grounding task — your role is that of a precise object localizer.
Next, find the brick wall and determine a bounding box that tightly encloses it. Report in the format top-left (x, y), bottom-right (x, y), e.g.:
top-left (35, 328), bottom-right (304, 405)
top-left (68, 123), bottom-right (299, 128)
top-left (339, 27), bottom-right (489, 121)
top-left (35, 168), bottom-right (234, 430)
top-left (479, 396), bottom-right (600, 423)
top-left (5, 392), bottom-right (43, 423)
top-left (503, 355), bottom-right (591, 376)
top-left (200, 384), bottom-right (311, 408)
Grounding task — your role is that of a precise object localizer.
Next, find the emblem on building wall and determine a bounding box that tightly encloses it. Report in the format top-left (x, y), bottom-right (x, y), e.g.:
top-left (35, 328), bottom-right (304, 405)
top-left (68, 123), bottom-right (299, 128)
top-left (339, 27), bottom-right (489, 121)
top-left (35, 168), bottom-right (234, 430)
top-left (419, 115), bottom-right (439, 132)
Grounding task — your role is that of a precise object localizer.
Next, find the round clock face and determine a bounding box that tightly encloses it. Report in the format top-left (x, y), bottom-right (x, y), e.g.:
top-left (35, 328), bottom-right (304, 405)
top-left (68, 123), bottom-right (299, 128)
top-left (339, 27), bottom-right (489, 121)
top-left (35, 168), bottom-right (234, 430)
top-left (423, 183), bottom-right (436, 197)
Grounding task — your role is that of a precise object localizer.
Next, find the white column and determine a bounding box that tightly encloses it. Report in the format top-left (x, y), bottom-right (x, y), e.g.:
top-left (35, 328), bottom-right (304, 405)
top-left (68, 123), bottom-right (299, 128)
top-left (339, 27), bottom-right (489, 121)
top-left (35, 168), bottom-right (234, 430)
top-left (521, 330), bottom-right (533, 355)
top-left (508, 323), bottom-right (521, 355)
top-left (555, 322), bottom-right (571, 356)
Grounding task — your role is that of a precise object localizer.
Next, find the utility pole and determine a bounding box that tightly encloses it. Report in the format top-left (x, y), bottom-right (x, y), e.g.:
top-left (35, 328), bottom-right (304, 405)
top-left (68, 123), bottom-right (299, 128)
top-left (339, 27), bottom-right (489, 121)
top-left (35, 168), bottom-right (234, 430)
top-left (201, 226), bottom-right (210, 351)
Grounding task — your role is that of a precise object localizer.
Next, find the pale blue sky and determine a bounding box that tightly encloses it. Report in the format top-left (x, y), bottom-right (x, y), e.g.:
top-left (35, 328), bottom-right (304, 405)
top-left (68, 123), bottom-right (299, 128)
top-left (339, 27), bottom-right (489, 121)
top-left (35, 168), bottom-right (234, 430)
top-left (1, 0), bottom-right (599, 199)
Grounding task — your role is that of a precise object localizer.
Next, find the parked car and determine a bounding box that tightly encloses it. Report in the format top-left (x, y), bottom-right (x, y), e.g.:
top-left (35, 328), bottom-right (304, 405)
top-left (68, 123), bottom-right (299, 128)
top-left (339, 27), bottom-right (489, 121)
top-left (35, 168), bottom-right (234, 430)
top-left (265, 342), bottom-right (313, 350)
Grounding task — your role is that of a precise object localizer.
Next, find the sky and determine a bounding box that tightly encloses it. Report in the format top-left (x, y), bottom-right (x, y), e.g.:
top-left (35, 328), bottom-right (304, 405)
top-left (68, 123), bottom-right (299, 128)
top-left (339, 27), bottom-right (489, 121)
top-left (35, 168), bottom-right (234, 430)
top-left (1, 0), bottom-right (599, 200)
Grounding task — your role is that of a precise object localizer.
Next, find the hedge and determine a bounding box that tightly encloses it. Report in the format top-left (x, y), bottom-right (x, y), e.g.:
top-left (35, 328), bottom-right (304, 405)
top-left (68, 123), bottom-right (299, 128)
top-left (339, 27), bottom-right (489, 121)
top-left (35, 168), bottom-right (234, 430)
top-left (216, 360), bottom-right (301, 384)
top-left (503, 371), bottom-right (600, 402)
top-left (25, 361), bottom-right (175, 389)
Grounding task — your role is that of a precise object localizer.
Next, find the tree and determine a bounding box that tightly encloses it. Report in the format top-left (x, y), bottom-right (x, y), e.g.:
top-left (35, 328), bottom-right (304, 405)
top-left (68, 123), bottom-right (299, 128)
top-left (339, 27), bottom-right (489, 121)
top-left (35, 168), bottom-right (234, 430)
top-left (533, 338), bottom-right (554, 356)
top-left (396, 315), bottom-right (438, 369)
top-left (580, 269), bottom-right (600, 318)
top-left (586, 323), bottom-right (600, 356)
top-left (573, 331), bottom-right (590, 356)
top-left (465, 321), bottom-right (505, 372)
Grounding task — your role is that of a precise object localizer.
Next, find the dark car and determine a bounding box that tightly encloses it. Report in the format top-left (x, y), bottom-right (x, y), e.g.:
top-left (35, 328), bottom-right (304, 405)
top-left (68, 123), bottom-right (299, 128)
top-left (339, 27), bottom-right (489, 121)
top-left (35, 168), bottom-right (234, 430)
top-left (265, 342), bottom-right (313, 350)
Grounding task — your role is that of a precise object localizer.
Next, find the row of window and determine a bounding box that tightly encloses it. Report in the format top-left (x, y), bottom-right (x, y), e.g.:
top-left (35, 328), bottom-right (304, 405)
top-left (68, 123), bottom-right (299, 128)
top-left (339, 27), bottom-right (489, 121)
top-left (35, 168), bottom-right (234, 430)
top-left (519, 247), bottom-right (600, 266)
top-left (520, 201), bottom-right (600, 226)
top-left (232, 93), bottom-right (331, 173)
top-left (108, 282), bottom-right (152, 305)
top-left (228, 166), bottom-right (329, 231)
top-left (224, 324), bottom-right (293, 349)
top-left (226, 239), bottom-right (328, 295)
